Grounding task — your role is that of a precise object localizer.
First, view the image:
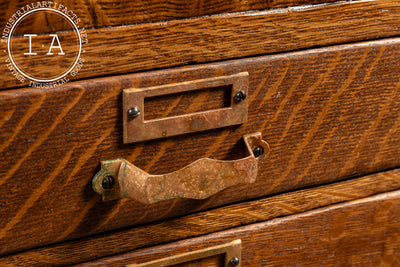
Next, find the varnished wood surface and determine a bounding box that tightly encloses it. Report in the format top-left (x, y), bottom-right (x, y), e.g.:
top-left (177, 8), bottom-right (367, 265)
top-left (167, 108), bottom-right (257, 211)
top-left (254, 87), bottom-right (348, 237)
top-left (2, 169), bottom-right (400, 266)
top-left (0, 0), bottom-right (345, 34)
top-left (2, 38), bottom-right (400, 255)
top-left (76, 190), bottom-right (400, 266)
top-left (3, 0), bottom-right (400, 89)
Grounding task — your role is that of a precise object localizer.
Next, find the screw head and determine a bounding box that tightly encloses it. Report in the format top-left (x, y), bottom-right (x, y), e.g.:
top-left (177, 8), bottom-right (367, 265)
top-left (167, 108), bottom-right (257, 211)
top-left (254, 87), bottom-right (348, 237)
top-left (253, 146), bottom-right (264, 157)
top-left (102, 175), bottom-right (115, 190)
top-left (230, 257), bottom-right (240, 266)
top-left (234, 91), bottom-right (246, 103)
top-left (127, 107), bottom-right (140, 118)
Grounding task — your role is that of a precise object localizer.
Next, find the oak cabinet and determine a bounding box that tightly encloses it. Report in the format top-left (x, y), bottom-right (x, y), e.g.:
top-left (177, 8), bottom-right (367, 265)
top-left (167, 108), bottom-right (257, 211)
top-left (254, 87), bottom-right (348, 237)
top-left (1, 0), bottom-right (400, 266)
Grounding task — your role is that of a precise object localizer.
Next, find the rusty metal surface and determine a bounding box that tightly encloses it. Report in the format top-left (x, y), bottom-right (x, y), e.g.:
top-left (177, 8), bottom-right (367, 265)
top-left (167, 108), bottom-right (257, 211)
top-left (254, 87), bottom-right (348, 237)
top-left (123, 72), bottom-right (249, 143)
top-left (92, 132), bottom-right (270, 203)
top-left (127, 239), bottom-right (241, 267)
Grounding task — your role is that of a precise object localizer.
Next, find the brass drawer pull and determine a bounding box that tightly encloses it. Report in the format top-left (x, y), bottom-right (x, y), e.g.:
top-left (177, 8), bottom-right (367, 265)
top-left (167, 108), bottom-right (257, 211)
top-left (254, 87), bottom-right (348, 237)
top-left (92, 132), bottom-right (269, 203)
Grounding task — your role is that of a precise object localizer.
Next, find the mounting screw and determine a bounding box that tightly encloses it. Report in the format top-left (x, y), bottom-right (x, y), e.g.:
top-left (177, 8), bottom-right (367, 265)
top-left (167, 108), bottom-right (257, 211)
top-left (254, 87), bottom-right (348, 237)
top-left (127, 107), bottom-right (140, 118)
top-left (229, 257), bottom-right (240, 266)
top-left (253, 146), bottom-right (264, 157)
top-left (234, 91), bottom-right (246, 103)
top-left (102, 175), bottom-right (115, 190)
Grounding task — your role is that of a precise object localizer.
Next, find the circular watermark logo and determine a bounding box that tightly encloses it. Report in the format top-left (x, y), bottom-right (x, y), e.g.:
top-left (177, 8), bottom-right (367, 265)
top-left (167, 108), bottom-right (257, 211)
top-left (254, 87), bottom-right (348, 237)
top-left (2, 2), bottom-right (88, 88)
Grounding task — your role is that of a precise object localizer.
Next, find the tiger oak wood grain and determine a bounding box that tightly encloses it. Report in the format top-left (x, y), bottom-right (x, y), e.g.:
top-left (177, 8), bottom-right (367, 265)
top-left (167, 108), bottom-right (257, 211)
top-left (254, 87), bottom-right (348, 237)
top-left (3, 0), bottom-right (400, 90)
top-left (2, 38), bottom-right (400, 255)
top-left (2, 169), bottom-right (400, 266)
top-left (74, 190), bottom-right (400, 266)
top-left (0, 0), bottom-right (347, 34)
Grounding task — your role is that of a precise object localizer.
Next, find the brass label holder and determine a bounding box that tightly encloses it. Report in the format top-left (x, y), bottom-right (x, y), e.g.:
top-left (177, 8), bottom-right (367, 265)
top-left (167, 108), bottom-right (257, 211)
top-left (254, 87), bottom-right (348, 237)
top-left (123, 72), bottom-right (249, 143)
top-left (127, 239), bottom-right (241, 267)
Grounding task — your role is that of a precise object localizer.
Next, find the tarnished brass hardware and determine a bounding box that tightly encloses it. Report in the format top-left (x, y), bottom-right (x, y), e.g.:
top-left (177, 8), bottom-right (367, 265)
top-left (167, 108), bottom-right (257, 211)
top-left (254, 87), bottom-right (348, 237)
top-left (234, 90), bottom-right (246, 103)
top-left (127, 107), bottom-right (140, 118)
top-left (126, 239), bottom-right (241, 267)
top-left (123, 72), bottom-right (248, 143)
top-left (92, 132), bottom-right (269, 203)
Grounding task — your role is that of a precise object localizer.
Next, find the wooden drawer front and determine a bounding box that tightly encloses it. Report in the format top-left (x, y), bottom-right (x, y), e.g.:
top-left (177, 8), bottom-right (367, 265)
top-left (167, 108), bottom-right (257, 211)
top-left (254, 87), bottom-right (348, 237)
top-left (0, 0), bottom-right (339, 34)
top-left (75, 190), bottom-right (400, 266)
top-left (2, 168), bottom-right (400, 266)
top-left (3, 1), bottom-right (400, 90)
top-left (2, 39), bottom-right (400, 255)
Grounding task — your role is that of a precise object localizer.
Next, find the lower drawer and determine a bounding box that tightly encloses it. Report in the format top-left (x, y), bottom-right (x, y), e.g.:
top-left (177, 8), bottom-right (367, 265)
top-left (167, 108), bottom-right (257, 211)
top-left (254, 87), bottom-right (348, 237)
top-left (76, 189), bottom-right (400, 266)
top-left (2, 169), bottom-right (400, 266)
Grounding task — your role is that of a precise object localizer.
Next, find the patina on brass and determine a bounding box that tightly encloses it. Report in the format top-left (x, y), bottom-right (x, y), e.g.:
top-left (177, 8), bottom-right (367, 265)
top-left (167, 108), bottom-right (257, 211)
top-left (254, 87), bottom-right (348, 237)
top-left (127, 239), bottom-right (241, 267)
top-left (123, 72), bottom-right (248, 143)
top-left (92, 132), bottom-right (269, 203)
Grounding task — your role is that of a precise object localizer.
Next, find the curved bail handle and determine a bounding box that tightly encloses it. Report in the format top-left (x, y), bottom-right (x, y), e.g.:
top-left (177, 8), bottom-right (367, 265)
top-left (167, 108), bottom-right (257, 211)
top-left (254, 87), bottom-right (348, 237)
top-left (92, 132), bottom-right (270, 203)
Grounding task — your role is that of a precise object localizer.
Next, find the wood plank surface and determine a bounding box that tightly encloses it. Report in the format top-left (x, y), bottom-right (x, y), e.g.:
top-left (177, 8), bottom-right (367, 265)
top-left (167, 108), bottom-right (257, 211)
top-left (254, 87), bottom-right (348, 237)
top-left (73, 190), bottom-right (400, 266)
top-left (3, 38), bottom-right (400, 255)
top-left (2, 0), bottom-right (400, 90)
top-left (0, 0), bottom-right (346, 34)
top-left (2, 169), bottom-right (400, 266)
